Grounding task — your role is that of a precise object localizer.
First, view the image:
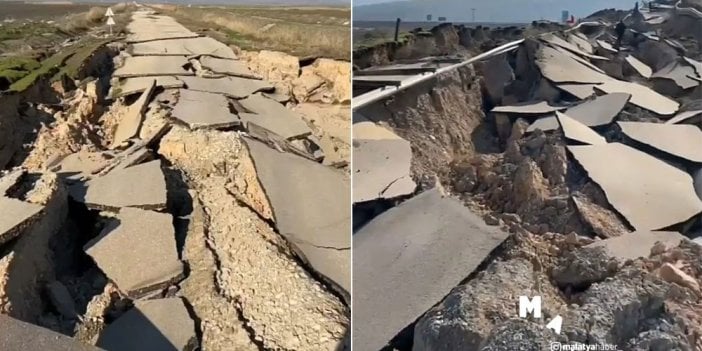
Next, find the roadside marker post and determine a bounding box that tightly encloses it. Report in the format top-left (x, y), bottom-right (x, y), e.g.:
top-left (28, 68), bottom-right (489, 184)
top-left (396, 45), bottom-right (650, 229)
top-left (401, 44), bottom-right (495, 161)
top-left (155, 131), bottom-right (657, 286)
top-left (105, 8), bottom-right (115, 36)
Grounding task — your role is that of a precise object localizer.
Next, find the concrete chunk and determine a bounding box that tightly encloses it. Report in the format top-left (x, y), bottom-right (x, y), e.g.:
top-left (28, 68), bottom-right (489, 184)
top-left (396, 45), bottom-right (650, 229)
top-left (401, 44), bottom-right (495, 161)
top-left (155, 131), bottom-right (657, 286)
top-left (586, 230), bottom-right (686, 261)
top-left (528, 93), bottom-right (630, 132)
top-left (652, 61), bottom-right (700, 90)
top-left (131, 37), bottom-right (237, 59)
top-left (353, 117), bottom-right (415, 203)
top-left (69, 160), bottom-right (167, 211)
top-left (556, 111), bottom-right (606, 145)
top-left (618, 121), bottom-right (702, 163)
top-left (595, 79), bottom-right (679, 116)
top-left (199, 56), bottom-right (259, 78)
top-left (244, 138), bottom-right (350, 294)
top-left (111, 79), bottom-right (156, 148)
top-left (238, 94), bottom-right (311, 139)
top-left (556, 83), bottom-right (596, 99)
top-left (85, 208), bottom-right (183, 297)
top-left (0, 169), bottom-right (25, 196)
top-left (171, 89), bottom-right (240, 129)
top-left (48, 151), bottom-right (112, 181)
top-left (536, 45), bottom-right (609, 84)
top-left (114, 56), bottom-right (192, 78)
top-left (491, 100), bottom-right (564, 115)
top-left (113, 76), bottom-right (183, 97)
top-left (0, 314), bottom-right (103, 351)
top-left (625, 55), bottom-right (653, 78)
top-left (179, 76), bottom-right (273, 98)
top-left (0, 197), bottom-right (43, 245)
top-left (666, 110), bottom-right (702, 124)
top-left (353, 188), bottom-right (509, 351)
top-left (97, 298), bottom-right (195, 351)
top-left (568, 143), bottom-right (702, 230)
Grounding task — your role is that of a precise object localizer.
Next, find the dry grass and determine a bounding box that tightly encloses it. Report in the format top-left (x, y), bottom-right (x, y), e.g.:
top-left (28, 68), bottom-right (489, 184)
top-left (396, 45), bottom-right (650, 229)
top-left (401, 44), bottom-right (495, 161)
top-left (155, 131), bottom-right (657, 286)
top-left (161, 6), bottom-right (350, 60)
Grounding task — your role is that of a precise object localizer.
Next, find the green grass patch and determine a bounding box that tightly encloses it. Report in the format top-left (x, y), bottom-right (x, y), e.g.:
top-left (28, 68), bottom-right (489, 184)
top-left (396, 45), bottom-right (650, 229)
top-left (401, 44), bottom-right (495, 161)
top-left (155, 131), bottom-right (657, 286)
top-left (0, 56), bottom-right (41, 86)
top-left (8, 49), bottom-right (73, 92)
top-left (7, 38), bottom-right (110, 92)
top-left (52, 38), bottom-right (112, 82)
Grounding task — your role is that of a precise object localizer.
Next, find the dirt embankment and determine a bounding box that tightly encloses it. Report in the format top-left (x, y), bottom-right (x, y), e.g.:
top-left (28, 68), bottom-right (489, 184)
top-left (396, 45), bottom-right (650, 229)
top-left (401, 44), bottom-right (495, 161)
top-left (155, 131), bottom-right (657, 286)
top-left (353, 21), bottom-right (565, 69)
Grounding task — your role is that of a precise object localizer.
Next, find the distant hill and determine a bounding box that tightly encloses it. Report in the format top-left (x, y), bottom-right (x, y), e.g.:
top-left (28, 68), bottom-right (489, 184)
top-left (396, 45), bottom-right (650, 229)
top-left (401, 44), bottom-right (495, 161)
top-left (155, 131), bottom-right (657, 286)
top-left (47, 0), bottom-right (351, 6)
top-left (353, 0), bottom-right (636, 23)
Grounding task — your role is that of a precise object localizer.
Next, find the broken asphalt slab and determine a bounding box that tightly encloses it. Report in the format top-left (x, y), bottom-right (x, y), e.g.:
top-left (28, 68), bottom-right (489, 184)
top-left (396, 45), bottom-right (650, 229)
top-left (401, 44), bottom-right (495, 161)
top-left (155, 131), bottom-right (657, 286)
top-left (112, 76), bottom-right (183, 98)
top-left (97, 298), bottom-right (195, 351)
top-left (0, 197), bottom-right (44, 245)
top-left (0, 169), bottom-right (25, 196)
top-left (171, 89), bottom-right (240, 130)
top-left (48, 151), bottom-right (112, 181)
top-left (199, 56), bottom-right (259, 79)
top-left (618, 121), bottom-right (702, 163)
top-left (113, 56), bottom-right (193, 78)
top-left (586, 230), bottom-right (687, 262)
top-left (179, 75), bottom-right (273, 98)
top-left (238, 93), bottom-right (311, 139)
top-left (568, 142), bottom-right (702, 230)
top-left (353, 187), bottom-right (509, 351)
top-left (243, 138), bottom-right (350, 296)
top-left (527, 93), bottom-right (631, 132)
top-left (69, 159), bottom-right (167, 211)
top-left (594, 79), bottom-right (679, 116)
top-left (555, 111), bottom-right (607, 145)
top-left (353, 116), bottom-right (416, 203)
top-left (111, 79), bottom-right (156, 148)
top-left (625, 55), bottom-right (653, 78)
top-left (84, 207), bottom-right (183, 298)
top-left (130, 37), bottom-right (237, 59)
top-left (0, 314), bottom-right (104, 351)
top-left (491, 100), bottom-right (564, 115)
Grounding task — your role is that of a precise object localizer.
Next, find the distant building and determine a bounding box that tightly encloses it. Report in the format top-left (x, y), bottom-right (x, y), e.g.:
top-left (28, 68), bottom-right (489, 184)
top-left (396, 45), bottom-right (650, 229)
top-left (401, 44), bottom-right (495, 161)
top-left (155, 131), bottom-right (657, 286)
top-left (438, 16), bottom-right (447, 21)
top-left (561, 10), bottom-right (569, 23)
top-left (426, 14), bottom-right (432, 21)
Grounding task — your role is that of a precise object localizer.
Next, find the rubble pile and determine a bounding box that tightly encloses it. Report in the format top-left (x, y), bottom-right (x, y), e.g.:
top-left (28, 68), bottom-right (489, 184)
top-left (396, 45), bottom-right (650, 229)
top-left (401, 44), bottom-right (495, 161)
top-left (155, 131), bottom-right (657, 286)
top-left (353, 1), bottom-right (702, 350)
top-left (0, 7), bottom-right (349, 351)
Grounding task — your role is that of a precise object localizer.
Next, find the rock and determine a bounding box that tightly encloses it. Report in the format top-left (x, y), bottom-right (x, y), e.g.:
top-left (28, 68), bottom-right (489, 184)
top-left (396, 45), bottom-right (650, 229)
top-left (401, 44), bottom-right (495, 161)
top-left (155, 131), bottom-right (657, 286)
top-left (96, 298), bottom-right (196, 351)
top-left (552, 246), bottom-right (617, 287)
top-left (586, 230), bottom-right (686, 262)
top-left (571, 194), bottom-right (629, 239)
top-left (292, 67), bottom-right (325, 102)
top-left (46, 281), bottom-right (76, 319)
top-left (494, 113), bottom-right (512, 141)
top-left (247, 50), bottom-right (300, 82)
top-left (413, 258), bottom-right (562, 351)
top-left (480, 319), bottom-right (562, 351)
top-left (658, 263), bottom-right (700, 292)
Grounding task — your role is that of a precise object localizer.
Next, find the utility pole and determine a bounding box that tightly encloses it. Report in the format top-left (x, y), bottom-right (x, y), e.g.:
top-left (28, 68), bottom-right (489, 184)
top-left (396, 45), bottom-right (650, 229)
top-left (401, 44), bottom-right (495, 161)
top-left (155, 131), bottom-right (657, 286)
top-left (471, 8), bottom-right (476, 23)
top-left (394, 18), bottom-right (401, 42)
